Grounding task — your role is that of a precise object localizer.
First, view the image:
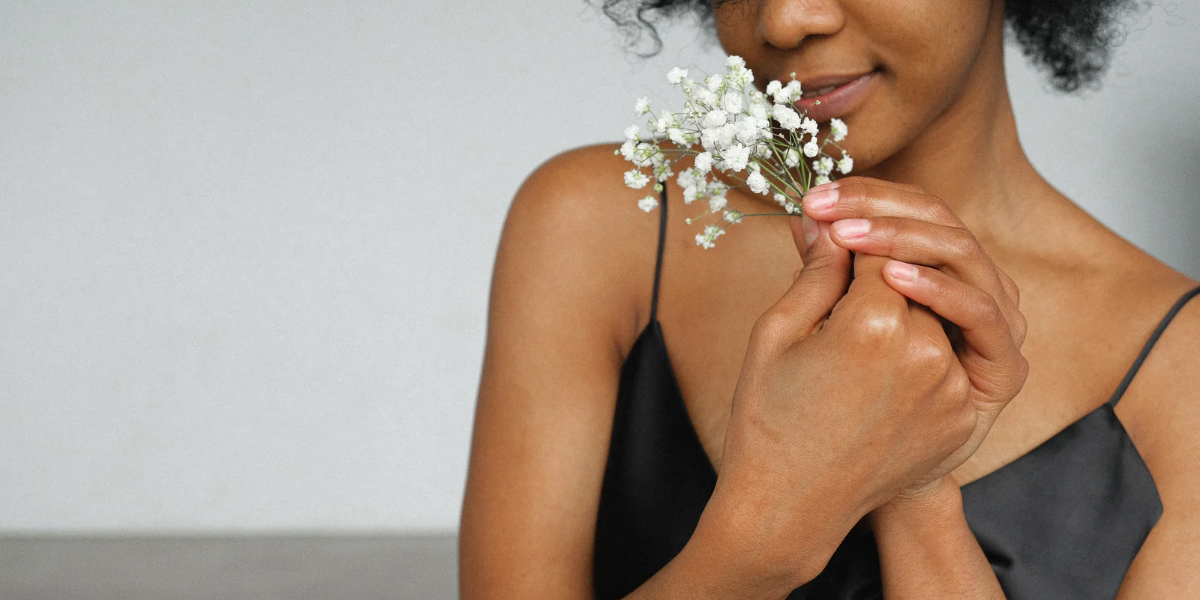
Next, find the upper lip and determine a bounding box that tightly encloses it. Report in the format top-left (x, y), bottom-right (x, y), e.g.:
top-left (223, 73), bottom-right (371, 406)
top-left (795, 71), bottom-right (875, 95)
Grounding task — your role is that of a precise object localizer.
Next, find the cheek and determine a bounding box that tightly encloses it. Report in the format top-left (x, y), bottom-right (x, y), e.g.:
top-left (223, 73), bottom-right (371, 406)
top-left (866, 0), bottom-right (993, 106)
top-left (844, 0), bottom-right (995, 159)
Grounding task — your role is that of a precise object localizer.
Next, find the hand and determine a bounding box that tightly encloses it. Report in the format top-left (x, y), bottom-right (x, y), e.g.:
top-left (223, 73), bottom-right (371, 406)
top-left (698, 212), bottom-right (982, 589)
top-left (801, 176), bottom-right (1031, 500)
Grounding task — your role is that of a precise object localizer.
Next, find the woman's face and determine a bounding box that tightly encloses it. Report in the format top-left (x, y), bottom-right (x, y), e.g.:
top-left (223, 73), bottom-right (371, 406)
top-left (712, 0), bottom-right (1003, 171)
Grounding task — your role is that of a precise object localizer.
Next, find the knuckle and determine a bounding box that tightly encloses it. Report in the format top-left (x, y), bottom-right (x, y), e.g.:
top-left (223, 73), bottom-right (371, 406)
top-left (911, 336), bottom-right (956, 374)
top-left (1015, 310), bottom-right (1029, 344)
top-left (848, 303), bottom-right (907, 342)
top-left (979, 294), bottom-right (1004, 323)
top-left (949, 227), bottom-right (980, 261)
top-left (752, 309), bottom-right (798, 349)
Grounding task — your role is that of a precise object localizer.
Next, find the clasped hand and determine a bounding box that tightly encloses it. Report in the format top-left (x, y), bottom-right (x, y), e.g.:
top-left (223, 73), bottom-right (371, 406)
top-left (703, 177), bottom-right (1029, 584)
top-left (801, 176), bottom-right (1030, 501)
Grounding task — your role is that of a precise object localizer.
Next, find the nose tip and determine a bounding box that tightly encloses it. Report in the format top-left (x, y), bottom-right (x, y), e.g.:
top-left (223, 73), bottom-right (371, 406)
top-left (758, 0), bottom-right (846, 50)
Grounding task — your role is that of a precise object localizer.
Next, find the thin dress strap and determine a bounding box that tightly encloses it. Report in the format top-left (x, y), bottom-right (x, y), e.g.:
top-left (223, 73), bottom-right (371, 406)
top-left (1107, 284), bottom-right (1200, 407)
top-left (649, 185), bottom-right (668, 322)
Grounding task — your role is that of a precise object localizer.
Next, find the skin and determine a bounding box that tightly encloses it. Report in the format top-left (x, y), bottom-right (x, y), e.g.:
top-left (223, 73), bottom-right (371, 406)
top-left (460, 0), bottom-right (1200, 598)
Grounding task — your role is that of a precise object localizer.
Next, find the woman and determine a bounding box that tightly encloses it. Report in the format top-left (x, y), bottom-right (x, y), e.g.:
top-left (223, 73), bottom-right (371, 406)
top-left (460, 0), bottom-right (1200, 597)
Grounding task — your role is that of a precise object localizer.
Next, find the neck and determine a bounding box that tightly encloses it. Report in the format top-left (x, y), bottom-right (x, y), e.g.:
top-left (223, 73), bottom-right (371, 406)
top-left (860, 14), bottom-right (1057, 253)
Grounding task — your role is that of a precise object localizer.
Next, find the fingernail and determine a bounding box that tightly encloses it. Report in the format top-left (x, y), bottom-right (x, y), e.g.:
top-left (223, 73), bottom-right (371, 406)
top-left (804, 188), bottom-right (839, 212)
top-left (832, 218), bottom-right (869, 238)
top-left (802, 214), bottom-right (818, 248)
top-left (886, 260), bottom-right (918, 281)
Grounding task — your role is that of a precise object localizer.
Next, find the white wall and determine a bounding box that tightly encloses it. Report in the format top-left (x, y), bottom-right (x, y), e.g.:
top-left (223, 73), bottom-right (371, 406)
top-left (1, 1), bottom-right (1196, 534)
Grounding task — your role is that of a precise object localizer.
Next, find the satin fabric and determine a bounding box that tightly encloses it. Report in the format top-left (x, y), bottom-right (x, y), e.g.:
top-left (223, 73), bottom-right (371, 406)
top-left (592, 187), bottom-right (1194, 600)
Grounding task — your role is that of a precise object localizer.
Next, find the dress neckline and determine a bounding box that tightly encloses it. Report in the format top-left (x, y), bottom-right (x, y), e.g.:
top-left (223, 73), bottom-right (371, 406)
top-left (636, 317), bottom-right (1149, 492)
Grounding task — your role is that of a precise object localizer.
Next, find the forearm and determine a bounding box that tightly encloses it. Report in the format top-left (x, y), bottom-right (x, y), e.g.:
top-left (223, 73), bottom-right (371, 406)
top-left (623, 488), bottom-right (838, 600)
top-left (869, 477), bottom-right (1006, 599)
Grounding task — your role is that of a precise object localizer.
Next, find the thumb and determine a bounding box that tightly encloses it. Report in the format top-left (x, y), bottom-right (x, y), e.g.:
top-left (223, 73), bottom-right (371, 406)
top-left (770, 214), bottom-right (853, 338)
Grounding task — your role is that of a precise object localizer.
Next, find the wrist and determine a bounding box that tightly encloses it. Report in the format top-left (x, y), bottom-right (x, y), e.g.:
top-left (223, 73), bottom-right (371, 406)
top-left (868, 476), bottom-right (963, 530)
top-left (690, 480), bottom-right (847, 594)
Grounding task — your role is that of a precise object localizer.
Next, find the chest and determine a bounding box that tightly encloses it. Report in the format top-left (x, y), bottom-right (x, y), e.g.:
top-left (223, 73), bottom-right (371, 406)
top-left (654, 251), bottom-right (1139, 482)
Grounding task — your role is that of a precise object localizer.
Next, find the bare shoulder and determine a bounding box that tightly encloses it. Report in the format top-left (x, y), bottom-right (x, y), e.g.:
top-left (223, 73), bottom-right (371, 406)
top-left (496, 142), bottom-right (664, 350)
top-left (460, 143), bottom-right (665, 598)
top-left (1111, 262), bottom-right (1200, 594)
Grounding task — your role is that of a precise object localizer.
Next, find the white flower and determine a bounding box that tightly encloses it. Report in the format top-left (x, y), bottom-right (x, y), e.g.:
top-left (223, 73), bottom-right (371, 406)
top-left (748, 100), bottom-right (769, 121)
top-left (703, 109), bottom-right (728, 128)
top-left (784, 201), bottom-right (801, 214)
top-left (624, 125), bottom-right (640, 141)
top-left (634, 97), bottom-right (651, 115)
top-left (814, 174), bottom-right (832, 186)
top-left (677, 170), bottom-right (695, 188)
top-left (735, 118), bottom-right (759, 144)
top-left (709, 195), bottom-right (728, 212)
top-left (774, 193), bottom-right (788, 206)
top-left (654, 110), bottom-right (676, 133)
top-left (694, 151), bottom-right (713, 173)
top-left (717, 123), bottom-right (737, 149)
top-left (638, 195), bottom-right (659, 212)
top-left (722, 92), bottom-right (743, 114)
top-left (667, 127), bottom-right (692, 147)
top-left (693, 87), bottom-right (718, 108)
top-left (773, 80), bottom-right (802, 104)
top-left (700, 127), bottom-right (720, 151)
top-left (632, 142), bottom-right (662, 167)
top-left (620, 139), bottom-right (636, 161)
top-left (837, 155), bottom-right (854, 174)
top-left (695, 224), bottom-right (726, 249)
top-left (801, 117), bottom-right (818, 137)
top-left (772, 104), bottom-right (801, 130)
top-left (725, 55), bottom-right (746, 70)
top-left (784, 148), bottom-right (800, 167)
top-left (747, 171), bottom-right (770, 194)
top-left (814, 156), bottom-right (834, 176)
top-left (706, 74), bottom-right (724, 92)
top-left (683, 185), bottom-right (701, 203)
top-left (724, 209), bottom-right (744, 223)
top-left (803, 138), bottom-right (819, 158)
top-left (667, 67), bottom-right (688, 85)
top-left (624, 169), bottom-right (650, 189)
top-left (654, 162), bottom-right (674, 182)
top-left (707, 179), bottom-right (729, 197)
top-left (755, 142), bottom-right (773, 158)
top-left (784, 79), bottom-right (803, 100)
top-left (765, 80), bottom-right (783, 97)
top-left (829, 118), bottom-right (848, 142)
top-left (722, 142), bottom-right (751, 171)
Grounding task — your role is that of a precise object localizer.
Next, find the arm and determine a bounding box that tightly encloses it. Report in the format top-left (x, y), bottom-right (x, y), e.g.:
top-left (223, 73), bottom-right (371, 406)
top-left (1111, 286), bottom-right (1200, 598)
top-left (458, 145), bottom-right (820, 600)
top-left (869, 477), bottom-right (1005, 599)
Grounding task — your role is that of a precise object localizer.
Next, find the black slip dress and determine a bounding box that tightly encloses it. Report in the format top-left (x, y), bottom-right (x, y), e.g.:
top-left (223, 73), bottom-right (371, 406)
top-left (593, 185), bottom-right (1200, 600)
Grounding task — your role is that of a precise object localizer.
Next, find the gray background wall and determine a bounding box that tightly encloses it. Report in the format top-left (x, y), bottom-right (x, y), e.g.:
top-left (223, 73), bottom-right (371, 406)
top-left (1, 1), bottom-right (1196, 535)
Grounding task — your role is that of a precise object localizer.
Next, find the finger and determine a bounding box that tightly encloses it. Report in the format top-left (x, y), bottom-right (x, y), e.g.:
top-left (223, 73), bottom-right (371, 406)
top-left (763, 216), bottom-right (853, 341)
top-left (825, 215), bottom-right (1023, 342)
top-left (827, 216), bottom-right (996, 288)
top-left (802, 178), bottom-right (962, 228)
top-left (880, 259), bottom-right (1018, 367)
top-left (835, 253), bottom-right (913, 317)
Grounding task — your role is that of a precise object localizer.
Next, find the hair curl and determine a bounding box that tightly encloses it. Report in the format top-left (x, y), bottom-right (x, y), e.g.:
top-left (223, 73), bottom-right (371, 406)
top-left (596, 0), bottom-right (1149, 93)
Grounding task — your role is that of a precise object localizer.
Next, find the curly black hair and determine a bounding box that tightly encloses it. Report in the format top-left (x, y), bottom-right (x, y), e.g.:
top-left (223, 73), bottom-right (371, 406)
top-left (596, 0), bottom-right (1151, 93)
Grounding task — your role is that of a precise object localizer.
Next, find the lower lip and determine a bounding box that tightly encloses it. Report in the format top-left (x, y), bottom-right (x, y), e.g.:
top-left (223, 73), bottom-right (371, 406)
top-left (793, 71), bottom-right (877, 122)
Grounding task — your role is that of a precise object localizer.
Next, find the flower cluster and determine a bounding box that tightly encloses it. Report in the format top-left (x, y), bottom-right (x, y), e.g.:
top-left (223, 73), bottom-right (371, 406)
top-left (618, 56), bottom-right (852, 248)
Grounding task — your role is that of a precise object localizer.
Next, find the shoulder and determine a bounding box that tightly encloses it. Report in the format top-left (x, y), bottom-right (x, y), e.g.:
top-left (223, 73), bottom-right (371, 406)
top-left (1111, 275), bottom-right (1200, 590)
top-left (492, 142), bottom-right (665, 354)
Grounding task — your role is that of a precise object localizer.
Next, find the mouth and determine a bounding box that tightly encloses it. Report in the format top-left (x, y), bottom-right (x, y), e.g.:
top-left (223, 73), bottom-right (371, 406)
top-left (793, 69), bottom-right (879, 122)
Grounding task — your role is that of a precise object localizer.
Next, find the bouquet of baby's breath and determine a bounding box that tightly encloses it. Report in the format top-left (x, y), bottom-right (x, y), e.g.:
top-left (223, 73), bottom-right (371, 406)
top-left (619, 55), bottom-right (852, 248)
